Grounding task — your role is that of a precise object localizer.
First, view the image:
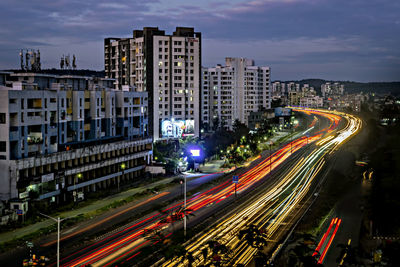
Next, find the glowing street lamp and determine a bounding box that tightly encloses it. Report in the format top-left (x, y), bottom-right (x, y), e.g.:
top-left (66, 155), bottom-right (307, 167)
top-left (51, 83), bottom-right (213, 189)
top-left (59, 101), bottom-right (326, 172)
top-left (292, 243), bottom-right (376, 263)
top-left (74, 173), bottom-right (83, 202)
top-left (119, 163), bottom-right (126, 192)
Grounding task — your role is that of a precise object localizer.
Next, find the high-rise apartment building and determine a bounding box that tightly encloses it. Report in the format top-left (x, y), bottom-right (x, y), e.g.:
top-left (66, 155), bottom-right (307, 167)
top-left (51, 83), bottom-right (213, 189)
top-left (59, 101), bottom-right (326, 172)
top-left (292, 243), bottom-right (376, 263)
top-left (202, 58), bottom-right (271, 131)
top-left (321, 82), bottom-right (344, 98)
top-left (105, 27), bottom-right (201, 140)
top-left (0, 72), bottom-right (151, 206)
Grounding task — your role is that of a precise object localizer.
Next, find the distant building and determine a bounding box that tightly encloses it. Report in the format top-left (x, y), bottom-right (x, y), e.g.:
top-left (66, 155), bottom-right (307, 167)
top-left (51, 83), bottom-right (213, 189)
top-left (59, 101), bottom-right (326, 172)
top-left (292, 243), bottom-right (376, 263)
top-left (105, 27), bottom-right (201, 140)
top-left (321, 82), bottom-right (344, 98)
top-left (248, 109), bottom-right (275, 131)
top-left (202, 58), bottom-right (271, 131)
top-left (288, 85), bottom-right (323, 108)
top-left (287, 82), bottom-right (300, 92)
top-left (0, 72), bottom-right (152, 208)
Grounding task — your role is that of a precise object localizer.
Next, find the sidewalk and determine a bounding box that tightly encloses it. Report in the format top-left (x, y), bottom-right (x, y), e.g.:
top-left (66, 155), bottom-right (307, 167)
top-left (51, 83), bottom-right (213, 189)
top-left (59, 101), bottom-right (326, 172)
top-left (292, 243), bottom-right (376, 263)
top-left (0, 158), bottom-right (229, 246)
top-left (0, 130), bottom-right (293, 246)
top-left (0, 176), bottom-right (177, 245)
top-left (199, 160), bottom-right (225, 173)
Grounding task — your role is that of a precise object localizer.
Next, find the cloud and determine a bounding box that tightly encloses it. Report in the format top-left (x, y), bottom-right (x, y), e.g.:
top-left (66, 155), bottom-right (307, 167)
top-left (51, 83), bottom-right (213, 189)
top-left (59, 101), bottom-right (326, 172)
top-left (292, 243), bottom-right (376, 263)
top-left (0, 0), bottom-right (399, 81)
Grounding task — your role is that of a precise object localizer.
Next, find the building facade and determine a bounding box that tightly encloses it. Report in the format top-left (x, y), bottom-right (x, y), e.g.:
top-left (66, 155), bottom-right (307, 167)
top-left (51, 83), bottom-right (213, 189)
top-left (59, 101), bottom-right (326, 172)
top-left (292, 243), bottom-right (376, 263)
top-left (105, 27), bottom-right (201, 140)
top-left (0, 72), bottom-right (151, 206)
top-left (321, 82), bottom-right (344, 98)
top-left (202, 58), bottom-right (271, 131)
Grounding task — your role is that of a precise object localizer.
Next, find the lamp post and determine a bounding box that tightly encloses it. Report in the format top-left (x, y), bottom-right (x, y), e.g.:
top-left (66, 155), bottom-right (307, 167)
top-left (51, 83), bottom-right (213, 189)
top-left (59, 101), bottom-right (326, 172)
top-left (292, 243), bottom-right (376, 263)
top-left (183, 175), bottom-right (187, 238)
top-left (269, 141), bottom-right (273, 174)
top-left (119, 163), bottom-right (126, 192)
top-left (74, 173), bottom-right (82, 203)
top-left (38, 213), bottom-right (70, 267)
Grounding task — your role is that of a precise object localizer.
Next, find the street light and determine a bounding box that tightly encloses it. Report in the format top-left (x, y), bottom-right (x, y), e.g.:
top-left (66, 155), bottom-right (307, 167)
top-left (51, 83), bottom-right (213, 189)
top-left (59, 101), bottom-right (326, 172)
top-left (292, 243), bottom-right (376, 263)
top-left (269, 141), bottom-right (273, 174)
top-left (74, 173), bottom-right (83, 203)
top-left (38, 213), bottom-right (72, 267)
top-left (183, 175), bottom-right (187, 238)
top-left (119, 163), bottom-right (126, 192)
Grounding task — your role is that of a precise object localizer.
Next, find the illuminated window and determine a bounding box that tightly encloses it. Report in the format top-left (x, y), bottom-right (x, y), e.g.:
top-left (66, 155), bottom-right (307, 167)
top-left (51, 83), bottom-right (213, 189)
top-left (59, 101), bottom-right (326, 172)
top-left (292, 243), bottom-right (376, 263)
top-left (177, 62), bottom-right (182, 67)
top-left (158, 61), bottom-right (163, 66)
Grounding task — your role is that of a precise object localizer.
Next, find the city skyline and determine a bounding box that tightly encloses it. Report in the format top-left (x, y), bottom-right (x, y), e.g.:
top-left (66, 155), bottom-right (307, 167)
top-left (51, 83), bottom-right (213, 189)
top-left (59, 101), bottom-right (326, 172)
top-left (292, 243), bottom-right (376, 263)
top-left (0, 0), bottom-right (399, 82)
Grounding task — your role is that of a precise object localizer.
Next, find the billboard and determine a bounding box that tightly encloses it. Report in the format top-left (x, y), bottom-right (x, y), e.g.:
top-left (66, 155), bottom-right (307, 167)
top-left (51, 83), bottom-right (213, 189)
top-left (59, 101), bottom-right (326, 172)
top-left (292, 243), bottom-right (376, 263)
top-left (275, 107), bottom-right (292, 117)
top-left (161, 119), bottom-right (195, 138)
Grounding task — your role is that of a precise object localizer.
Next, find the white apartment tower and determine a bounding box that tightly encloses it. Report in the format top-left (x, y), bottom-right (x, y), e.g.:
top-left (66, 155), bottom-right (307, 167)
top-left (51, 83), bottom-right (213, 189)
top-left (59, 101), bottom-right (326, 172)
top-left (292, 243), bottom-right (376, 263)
top-left (202, 58), bottom-right (271, 131)
top-left (105, 27), bottom-right (201, 140)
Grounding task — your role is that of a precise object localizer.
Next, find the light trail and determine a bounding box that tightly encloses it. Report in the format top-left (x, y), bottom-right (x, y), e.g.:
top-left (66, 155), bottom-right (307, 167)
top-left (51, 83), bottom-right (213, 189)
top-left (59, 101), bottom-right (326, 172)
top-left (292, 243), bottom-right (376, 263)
top-left (160, 108), bottom-right (361, 267)
top-left (59, 108), bottom-right (361, 266)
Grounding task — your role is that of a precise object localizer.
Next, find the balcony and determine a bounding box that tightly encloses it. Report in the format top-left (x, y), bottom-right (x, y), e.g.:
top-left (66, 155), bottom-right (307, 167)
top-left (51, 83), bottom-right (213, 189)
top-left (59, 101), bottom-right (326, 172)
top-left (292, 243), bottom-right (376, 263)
top-left (9, 129), bottom-right (19, 140)
top-left (28, 143), bottom-right (41, 153)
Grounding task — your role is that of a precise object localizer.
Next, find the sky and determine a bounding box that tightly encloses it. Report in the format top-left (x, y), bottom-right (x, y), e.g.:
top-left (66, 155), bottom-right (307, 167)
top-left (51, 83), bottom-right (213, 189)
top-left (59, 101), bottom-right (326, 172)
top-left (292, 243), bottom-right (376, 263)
top-left (0, 0), bottom-right (399, 82)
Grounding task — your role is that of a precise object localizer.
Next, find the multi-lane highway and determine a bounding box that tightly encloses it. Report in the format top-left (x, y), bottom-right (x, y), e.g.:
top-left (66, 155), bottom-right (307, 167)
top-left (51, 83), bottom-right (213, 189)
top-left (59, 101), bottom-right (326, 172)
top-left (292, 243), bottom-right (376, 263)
top-left (158, 108), bottom-right (361, 266)
top-left (47, 108), bottom-right (361, 266)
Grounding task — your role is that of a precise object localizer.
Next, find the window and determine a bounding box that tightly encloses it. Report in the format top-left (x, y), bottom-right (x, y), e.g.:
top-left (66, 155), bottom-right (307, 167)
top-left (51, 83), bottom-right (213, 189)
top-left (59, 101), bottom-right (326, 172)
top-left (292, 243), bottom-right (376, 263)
top-left (0, 113), bottom-right (5, 124)
top-left (21, 99), bottom-right (24, 109)
top-left (0, 141), bottom-right (6, 152)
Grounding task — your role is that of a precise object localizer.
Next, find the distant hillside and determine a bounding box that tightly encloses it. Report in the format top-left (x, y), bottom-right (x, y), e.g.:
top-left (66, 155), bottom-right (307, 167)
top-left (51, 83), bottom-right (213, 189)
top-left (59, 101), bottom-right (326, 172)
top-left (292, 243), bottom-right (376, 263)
top-left (274, 79), bottom-right (400, 95)
top-left (3, 69), bottom-right (105, 77)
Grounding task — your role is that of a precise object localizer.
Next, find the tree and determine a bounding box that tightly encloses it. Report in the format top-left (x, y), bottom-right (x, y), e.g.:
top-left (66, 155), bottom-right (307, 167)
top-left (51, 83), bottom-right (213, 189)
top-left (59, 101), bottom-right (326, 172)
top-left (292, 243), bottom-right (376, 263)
top-left (233, 120), bottom-right (249, 141)
top-left (212, 117), bottom-right (220, 132)
top-left (287, 233), bottom-right (320, 267)
top-left (238, 224), bottom-right (268, 249)
top-left (198, 240), bottom-right (233, 266)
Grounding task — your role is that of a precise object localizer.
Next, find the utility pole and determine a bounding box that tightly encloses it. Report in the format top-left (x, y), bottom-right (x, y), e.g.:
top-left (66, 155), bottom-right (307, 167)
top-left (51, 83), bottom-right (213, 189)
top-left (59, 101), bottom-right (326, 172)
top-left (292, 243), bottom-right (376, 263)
top-left (184, 175), bottom-right (187, 238)
top-left (269, 142), bottom-right (273, 174)
top-left (38, 213), bottom-right (73, 267)
top-left (119, 163), bottom-right (126, 192)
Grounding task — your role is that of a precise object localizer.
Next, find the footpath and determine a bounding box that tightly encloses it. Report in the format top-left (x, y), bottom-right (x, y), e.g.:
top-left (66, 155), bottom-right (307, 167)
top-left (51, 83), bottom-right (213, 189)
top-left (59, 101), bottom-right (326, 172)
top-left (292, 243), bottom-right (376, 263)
top-left (0, 160), bottom-right (230, 247)
top-left (0, 130), bottom-right (294, 249)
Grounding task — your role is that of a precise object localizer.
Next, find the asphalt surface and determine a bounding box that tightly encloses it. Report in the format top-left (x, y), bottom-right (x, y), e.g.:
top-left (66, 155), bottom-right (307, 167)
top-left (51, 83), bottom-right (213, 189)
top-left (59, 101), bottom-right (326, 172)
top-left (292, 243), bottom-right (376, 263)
top-left (0, 112), bottom-right (334, 267)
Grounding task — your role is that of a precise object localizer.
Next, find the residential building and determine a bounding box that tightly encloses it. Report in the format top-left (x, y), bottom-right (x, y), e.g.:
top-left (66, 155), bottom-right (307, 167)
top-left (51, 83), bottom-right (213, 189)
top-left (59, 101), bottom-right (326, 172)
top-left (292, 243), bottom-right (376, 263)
top-left (105, 27), bottom-right (201, 140)
top-left (289, 85), bottom-right (323, 108)
top-left (202, 58), bottom-right (271, 131)
top-left (321, 82), bottom-right (344, 98)
top-left (0, 72), bottom-right (151, 209)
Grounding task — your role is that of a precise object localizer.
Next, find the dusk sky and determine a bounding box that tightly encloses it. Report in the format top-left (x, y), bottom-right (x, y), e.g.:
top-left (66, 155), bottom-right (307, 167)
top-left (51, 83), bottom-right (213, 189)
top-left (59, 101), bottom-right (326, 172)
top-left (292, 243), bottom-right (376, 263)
top-left (0, 0), bottom-right (399, 82)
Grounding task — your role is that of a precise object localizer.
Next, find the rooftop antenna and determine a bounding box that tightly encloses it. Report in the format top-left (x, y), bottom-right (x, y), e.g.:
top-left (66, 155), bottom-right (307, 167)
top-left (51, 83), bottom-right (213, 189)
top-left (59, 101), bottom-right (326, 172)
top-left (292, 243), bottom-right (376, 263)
top-left (25, 51), bottom-right (30, 71)
top-left (20, 49), bottom-right (25, 71)
top-left (72, 54), bottom-right (77, 70)
top-left (60, 55), bottom-right (65, 69)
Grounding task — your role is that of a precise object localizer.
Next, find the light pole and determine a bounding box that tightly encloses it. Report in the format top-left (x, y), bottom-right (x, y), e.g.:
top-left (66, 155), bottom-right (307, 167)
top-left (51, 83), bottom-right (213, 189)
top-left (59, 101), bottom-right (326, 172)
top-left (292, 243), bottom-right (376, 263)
top-left (183, 175), bottom-right (187, 238)
top-left (74, 173), bottom-right (82, 203)
top-left (290, 128), bottom-right (293, 154)
top-left (119, 163), bottom-right (126, 192)
top-left (38, 213), bottom-right (69, 267)
top-left (269, 141), bottom-right (273, 174)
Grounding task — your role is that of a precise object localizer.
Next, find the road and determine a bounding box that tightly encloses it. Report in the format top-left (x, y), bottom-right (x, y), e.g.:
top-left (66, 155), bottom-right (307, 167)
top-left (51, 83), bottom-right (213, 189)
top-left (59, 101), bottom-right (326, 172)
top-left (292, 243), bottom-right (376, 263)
top-left (8, 108), bottom-right (359, 267)
top-left (59, 108), bottom-right (350, 267)
top-left (158, 109), bottom-right (361, 267)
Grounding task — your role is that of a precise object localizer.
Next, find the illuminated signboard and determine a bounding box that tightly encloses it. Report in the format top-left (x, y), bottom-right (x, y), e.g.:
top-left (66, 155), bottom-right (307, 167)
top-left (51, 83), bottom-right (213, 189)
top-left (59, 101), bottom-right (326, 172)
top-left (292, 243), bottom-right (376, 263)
top-left (161, 119), bottom-right (195, 138)
top-left (190, 149), bottom-right (200, 157)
